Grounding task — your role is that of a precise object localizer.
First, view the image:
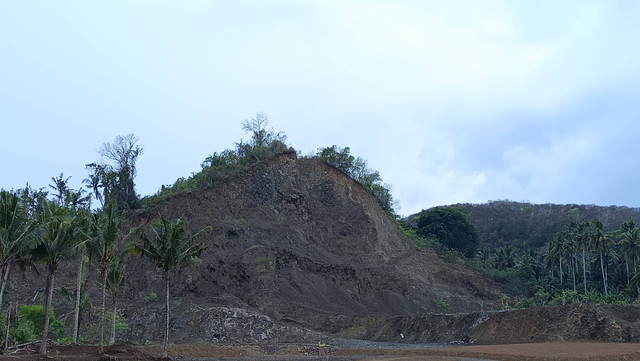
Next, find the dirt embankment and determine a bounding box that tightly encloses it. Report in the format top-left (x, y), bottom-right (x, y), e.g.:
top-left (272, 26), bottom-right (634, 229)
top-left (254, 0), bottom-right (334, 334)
top-left (338, 303), bottom-right (640, 345)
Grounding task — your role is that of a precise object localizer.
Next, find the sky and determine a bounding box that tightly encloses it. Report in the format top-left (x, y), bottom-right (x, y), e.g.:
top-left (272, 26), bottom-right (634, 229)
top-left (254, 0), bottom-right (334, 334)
top-left (1, 1), bottom-right (640, 217)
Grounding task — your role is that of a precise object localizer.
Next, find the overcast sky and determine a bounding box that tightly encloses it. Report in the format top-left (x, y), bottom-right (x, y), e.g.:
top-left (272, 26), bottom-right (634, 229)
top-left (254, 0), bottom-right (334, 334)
top-left (2, 1), bottom-right (640, 217)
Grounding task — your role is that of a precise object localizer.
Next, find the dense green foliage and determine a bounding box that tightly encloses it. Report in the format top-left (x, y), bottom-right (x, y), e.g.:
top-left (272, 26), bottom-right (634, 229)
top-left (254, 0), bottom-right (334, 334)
top-left (452, 200), bottom-right (640, 249)
top-left (404, 204), bottom-right (640, 307)
top-left (416, 207), bottom-right (479, 256)
top-left (143, 113), bottom-right (289, 205)
top-left (144, 115), bottom-right (396, 216)
top-left (0, 305), bottom-right (65, 346)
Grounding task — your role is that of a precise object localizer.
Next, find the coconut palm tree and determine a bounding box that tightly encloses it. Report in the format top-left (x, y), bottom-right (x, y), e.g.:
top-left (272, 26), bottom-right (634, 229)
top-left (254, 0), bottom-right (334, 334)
top-left (590, 220), bottom-right (613, 295)
top-left (129, 218), bottom-right (208, 357)
top-left (87, 200), bottom-right (124, 354)
top-left (573, 221), bottom-right (591, 294)
top-left (107, 257), bottom-right (125, 346)
top-left (548, 237), bottom-right (564, 287)
top-left (33, 200), bottom-right (84, 354)
top-left (620, 225), bottom-right (640, 298)
top-left (70, 209), bottom-right (92, 345)
top-left (0, 190), bottom-right (39, 313)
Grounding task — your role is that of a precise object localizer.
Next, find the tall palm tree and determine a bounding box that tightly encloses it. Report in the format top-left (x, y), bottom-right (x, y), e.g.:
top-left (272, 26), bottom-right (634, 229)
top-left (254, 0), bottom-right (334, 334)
top-left (590, 220), bottom-right (613, 295)
top-left (0, 190), bottom-right (39, 313)
top-left (70, 209), bottom-right (92, 345)
top-left (87, 200), bottom-right (124, 354)
top-left (548, 237), bottom-right (564, 287)
top-left (559, 230), bottom-right (578, 291)
top-left (33, 200), bottom-right (83, 354)
top-left (129, 218), bottom-right (208, 358)
top-left (107, 257), bottom-right (125, 346)
top-left (573, 221), bottom-right (591, 294)
top-left (544, 238), bottom-right (557, 279)
top-left (620, 226), bottom-right (640, 298)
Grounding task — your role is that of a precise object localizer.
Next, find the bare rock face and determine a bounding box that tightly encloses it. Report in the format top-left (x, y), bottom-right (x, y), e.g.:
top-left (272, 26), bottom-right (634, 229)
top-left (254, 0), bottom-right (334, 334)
top-left (122, 151), bottom-right (503, 343)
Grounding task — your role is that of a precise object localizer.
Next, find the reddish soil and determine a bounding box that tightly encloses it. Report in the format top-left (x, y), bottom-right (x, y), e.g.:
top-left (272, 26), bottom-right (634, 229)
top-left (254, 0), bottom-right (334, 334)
top-left (4, 342), bottom-right (640, 361)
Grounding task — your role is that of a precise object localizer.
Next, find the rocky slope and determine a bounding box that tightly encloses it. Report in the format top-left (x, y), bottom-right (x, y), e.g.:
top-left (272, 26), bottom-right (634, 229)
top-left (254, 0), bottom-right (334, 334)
top-left (117, 151), bottom-right (503, 343)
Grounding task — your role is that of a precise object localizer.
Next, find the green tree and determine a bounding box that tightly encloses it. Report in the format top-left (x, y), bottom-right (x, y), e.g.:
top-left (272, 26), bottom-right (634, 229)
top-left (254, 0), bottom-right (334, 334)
top-left (316, 145), bottom-right (395, 214)
top-left (86, 134), bottom-right (143, 211)
top-left (619, 223), bottom-right (640, 298)
top-left (590, 220), bottom-right (613, 295)
top-left (129, 218), bottom-right (208, 357)
top-left (236, 113), bottom-right (288, 164)
top-left (87, 200), bottom-right (124, 353)
top-left (492, 246), bottom-right (516, 270)
top-left (0, 191), bottom-right (39, 314)
top-left (48, 173), bottom-right (71, 206)
top-left (45, 177), bottom-right (92, 344)
top-left (106, 257), bottom-right (125, 346)
top-left (573, 221), bottom-right (592, 294)
top-left (416, 207), bottom-right (479, 256)
top-left (32, 200), bottom-right (84, 354)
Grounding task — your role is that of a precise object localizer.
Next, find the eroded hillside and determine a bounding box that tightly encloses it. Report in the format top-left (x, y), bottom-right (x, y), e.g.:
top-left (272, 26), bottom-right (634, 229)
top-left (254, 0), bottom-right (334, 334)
top-left (115, 151), bottom-right (503, 343)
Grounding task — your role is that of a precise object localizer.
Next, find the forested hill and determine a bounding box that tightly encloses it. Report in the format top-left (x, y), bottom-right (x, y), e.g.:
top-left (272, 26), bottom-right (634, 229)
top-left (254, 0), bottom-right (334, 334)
top-left (416, 201), bottom-right (640, 249)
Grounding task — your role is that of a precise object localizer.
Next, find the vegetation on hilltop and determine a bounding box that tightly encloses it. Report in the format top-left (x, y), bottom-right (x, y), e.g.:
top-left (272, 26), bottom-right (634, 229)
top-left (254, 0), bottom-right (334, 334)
top-left (144, 113), bottom-right (396, 215)
top-left (86, 134), bottom-right (143, 211)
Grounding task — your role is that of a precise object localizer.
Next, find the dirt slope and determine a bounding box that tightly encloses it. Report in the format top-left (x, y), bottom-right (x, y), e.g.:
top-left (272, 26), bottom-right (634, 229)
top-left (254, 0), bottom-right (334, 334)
top-left (337, 303), bottom-right (640, 345)
top-left (119, 151), bottom-right (503, 344)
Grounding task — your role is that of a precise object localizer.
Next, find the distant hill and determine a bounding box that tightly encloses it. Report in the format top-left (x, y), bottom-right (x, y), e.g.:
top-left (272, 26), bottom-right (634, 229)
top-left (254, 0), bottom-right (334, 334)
top-left (410, 200), bottom-right (640, 249)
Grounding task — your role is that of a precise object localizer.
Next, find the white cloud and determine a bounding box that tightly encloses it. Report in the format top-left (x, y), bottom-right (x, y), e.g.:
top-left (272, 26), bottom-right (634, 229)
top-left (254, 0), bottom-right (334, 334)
top-left (2, 1), bottom-right (640, 217)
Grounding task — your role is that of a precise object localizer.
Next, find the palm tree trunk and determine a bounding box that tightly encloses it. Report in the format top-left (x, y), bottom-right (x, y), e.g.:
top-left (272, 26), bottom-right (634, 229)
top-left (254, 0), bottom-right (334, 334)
top-left (559, 256), bottom-right (563, 287)
top-left (3, 302), bottom-right (11, 352)
top-left (0, 263), bottom-right (11, 314)
top-left (582, 246), bottom-right (587, 294)
top-left (626, 260), bottom-right (630, 286)
top-left (164, 271), bottom-right (169, 358)
top-left (99, 264), bottom-right (108, 354)
top-left (635, 260), bottom-right (639, 299)
top-left (72, 250), bottom-right (83, 344)
top-left (40, 272), bottom-right (55, 354)
top-left (572, 254), bottom-right (576, 291)
top-left (605, 263), bottom-right (609, 292)
top-left (109, 294), bottom-right (117, 346)
top-left (600, 249), bottom-right (607, 295)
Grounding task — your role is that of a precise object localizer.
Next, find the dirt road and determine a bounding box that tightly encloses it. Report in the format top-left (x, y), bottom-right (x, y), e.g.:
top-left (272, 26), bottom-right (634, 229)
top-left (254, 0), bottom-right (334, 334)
top-left (4, 341), bottom-right (640, 361)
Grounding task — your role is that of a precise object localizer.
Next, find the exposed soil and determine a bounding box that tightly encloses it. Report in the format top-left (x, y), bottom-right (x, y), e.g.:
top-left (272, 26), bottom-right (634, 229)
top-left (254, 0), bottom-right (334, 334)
top-left (338, 303), bottom-right (640, 344)
top-left (4, 341), bottom-right (640, 361)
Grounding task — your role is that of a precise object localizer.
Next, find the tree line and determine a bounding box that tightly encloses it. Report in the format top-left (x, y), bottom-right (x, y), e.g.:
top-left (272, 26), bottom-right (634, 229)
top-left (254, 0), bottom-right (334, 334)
top-left (403, 206), bottom-right (640, 307)
top-left (0, 135), bottom-right (206, 357)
